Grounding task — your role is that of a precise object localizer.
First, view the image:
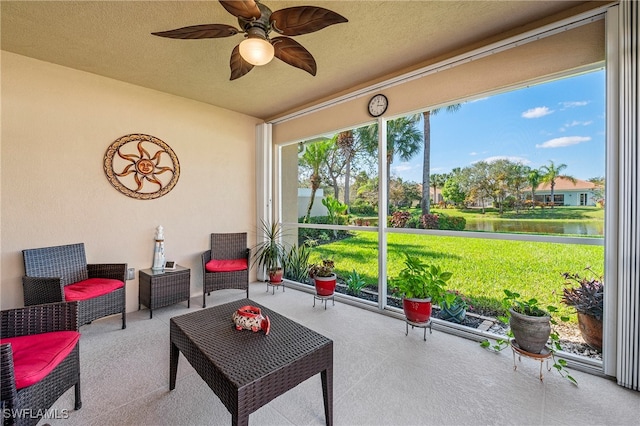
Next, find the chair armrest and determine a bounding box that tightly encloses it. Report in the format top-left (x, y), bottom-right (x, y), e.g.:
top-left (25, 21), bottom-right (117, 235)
top-left (0, 344), bottom-right (18, 411)
top-left (22, 276), bottom-right (64, 306)
top-left (0, 302), bottom-right (79, 338)
top-left (202, 250), bottom-right (212, 271)
top-left (88, 263), bottom-right (127, 282)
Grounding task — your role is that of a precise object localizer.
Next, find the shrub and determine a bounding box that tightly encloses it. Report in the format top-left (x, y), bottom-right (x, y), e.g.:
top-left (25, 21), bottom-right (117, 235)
top-left (421, 213), bottom-right (439, 229)
top-left (389, 211), bottom-right (411, 228)
top-left (350, 200), bottom-right (376, 215)
top-left (437, 213), bottom-right (466, 231)
top-left (420, 213), bottom-right (465, 231)
top-left (297, 215), bottom-right (351, 246)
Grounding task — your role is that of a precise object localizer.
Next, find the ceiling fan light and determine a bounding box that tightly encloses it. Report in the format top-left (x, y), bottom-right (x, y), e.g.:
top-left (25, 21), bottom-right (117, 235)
top-left (239, 36), bottom-right (274, 66)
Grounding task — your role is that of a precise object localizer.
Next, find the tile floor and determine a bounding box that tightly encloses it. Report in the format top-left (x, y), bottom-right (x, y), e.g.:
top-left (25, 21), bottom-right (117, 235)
top-left (44, 284), bottom-right (639, 425)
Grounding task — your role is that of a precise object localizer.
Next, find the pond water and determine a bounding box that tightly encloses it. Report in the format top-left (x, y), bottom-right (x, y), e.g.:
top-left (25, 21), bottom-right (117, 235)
top-left (464, 219), bottom-right (604, 236)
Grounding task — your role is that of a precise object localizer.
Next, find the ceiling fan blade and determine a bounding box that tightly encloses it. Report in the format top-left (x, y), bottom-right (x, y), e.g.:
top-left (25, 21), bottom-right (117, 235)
top-left (272, 37), bottom-right (317, 76)
top-left (270, 7), bottom-right (348, 36)
top-left (151, 24), bottom-right (239, 39)
top-left (219, 0), bottom-right (261, 20)
top-left (230, 45), bottom-right (254, 80)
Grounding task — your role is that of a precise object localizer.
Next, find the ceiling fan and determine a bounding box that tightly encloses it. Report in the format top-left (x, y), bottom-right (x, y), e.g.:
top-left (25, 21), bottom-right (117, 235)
top-left (151, 0), bottom-right (348, 80)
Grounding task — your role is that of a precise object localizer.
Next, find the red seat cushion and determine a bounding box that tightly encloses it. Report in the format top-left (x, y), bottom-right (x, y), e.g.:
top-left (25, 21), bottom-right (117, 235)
top-left (64, 277), bottom-right (124, 302)
top-left (205, 258), bottom-right (248, 273)
top-left (0, 331), bottom-right (80, 390)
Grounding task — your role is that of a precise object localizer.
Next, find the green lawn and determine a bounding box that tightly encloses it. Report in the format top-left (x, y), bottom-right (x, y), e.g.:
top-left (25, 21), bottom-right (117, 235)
top-left (307, 230), bottom-right (604, 321)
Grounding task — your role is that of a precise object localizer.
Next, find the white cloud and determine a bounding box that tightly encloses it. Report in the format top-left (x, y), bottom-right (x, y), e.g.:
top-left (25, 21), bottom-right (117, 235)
top-left (392, 162), bottom-right (415, 173)
top-left (536, 136), bottom-right (591, 148)
top-left (469, 151), bottom-right (478, 156)
top-left (474, 156), bottom-right (531, 165)
top-left (560, 101), bottom-right (589, 109)
top-left (566, 120), bottom-right (593, 127)
top-left (522, 106), bottom-right (553, 118)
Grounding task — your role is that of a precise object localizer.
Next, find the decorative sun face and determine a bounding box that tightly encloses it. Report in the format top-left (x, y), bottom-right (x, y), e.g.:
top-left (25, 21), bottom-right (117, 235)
top-left (104, 134), bottom-right (180, 200)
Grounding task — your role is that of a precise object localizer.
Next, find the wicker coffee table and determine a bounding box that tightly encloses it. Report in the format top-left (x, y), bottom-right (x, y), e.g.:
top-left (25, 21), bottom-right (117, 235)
top-left (169, 298), bottom-right (333, 426)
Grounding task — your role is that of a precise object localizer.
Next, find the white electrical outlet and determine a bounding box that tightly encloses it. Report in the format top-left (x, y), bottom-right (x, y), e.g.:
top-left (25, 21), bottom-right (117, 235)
top-left (127, 268), bottom-right (135, 280)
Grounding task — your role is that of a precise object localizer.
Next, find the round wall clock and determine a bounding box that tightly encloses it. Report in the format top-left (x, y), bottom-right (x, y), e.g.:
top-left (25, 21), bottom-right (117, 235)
top-left (104, 134), bottom-right (180, 200)
top-left (368, 94), bottom-right (388, 117)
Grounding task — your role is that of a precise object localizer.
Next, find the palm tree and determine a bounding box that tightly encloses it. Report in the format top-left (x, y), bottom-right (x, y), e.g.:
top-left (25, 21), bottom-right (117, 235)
top-left (539, 160), bottom-right (576, 208)
top-left (359, 117), bottom-right (422, 213)
top-left (336, 130), bottom-right (355, 209)
top-left (421, 104), bottom-right (462, 215)
top-left (527, 169), bottom-right (542, 207)
top-left (300, 140), bottom-right (332, 222)
top-left (430, 173), bottom-right (448, 206)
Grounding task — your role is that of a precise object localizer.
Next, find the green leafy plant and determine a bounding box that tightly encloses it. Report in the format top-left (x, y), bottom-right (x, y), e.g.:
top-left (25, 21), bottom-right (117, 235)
top-left (391, 254), bottom-right (452, 305)
top-left (345, 269), bottom-right (367, 295)
top-left (283, 243), bottom-right (311, 283)
top-left (441, 290), bottom-right (471, 311)
top-left (251, 220), bottom-right (288, 276)
top-left (308, 259), bottom-right (335, 278)
top-left (561, 267), bottom-right (603, 320)
top-left (480, 289), bottom-right (576, 385)
top-left (321, 195), bottom-right (348, 225)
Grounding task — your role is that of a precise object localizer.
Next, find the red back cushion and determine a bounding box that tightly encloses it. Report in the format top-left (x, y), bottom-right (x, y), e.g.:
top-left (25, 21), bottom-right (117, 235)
top-left (1, 331), bottom-right (80, 389)
top-left (64, 277), bottom-right (124, 302)
top-left (205, 258), bottom-right (248, 273)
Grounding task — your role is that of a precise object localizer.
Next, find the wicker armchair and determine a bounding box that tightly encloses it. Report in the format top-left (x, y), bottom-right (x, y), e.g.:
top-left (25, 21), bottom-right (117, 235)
top-left (201, 233), bottom-right (250, 308)
top-left (22, 243), bottom-right (127, 329)
top-left (0, 302), bottom-right (81, 426)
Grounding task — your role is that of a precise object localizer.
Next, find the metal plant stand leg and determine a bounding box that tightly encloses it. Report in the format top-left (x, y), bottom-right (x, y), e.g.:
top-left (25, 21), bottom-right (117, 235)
top-left (510, 341), bottom-right (552, 382)
top-left (405, 319), bottom-right (432, 341)
top-left (313, 293), bottom-right (335, 310)
top-left (266, 281), bottom-right (285, 294)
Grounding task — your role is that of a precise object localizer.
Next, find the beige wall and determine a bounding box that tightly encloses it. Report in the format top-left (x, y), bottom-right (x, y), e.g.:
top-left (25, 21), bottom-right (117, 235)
top-left (1, 52), bottom-right (262, 311)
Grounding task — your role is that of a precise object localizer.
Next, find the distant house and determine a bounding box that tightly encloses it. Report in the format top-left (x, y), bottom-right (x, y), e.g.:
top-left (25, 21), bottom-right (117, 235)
top-left (532, 177), bottom-right (600, 206)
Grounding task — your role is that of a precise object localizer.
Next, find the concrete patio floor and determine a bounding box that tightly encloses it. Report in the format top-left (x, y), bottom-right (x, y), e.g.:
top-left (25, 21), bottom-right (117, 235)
top-left (44, 283), bottom-right (639, 425)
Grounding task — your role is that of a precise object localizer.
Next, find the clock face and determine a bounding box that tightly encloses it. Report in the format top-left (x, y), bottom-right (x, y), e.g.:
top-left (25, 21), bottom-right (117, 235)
top-left (368, 94), bottom-right (388, 117)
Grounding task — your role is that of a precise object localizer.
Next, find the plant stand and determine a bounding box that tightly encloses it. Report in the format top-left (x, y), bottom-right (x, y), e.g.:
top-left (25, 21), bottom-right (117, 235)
top-left (511, 340), bottom-right (552, 382)
top-left (405, 318), bottom-right (432, 341)
top-left (313, 293), bottom-right (335, 310)
top-left (266, 280), bottom-right (285, 295)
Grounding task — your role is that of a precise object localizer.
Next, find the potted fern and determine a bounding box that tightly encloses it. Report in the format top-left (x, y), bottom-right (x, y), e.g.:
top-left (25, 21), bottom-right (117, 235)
top-left (391, 254), bottom-right (453, 323)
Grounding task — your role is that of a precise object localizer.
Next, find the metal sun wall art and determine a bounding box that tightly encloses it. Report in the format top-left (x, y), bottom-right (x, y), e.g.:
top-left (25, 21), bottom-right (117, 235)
top-left (104, 134), bottom-right (180, 200)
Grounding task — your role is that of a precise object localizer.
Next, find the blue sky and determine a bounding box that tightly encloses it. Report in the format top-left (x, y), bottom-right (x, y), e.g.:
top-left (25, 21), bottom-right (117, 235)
top-left (392, 69), bottom-right (606, 182)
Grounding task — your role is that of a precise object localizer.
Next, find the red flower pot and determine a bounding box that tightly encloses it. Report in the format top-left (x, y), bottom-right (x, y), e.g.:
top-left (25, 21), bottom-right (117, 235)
top-left (269, 269), bottom-right (283, 283)
top-left (314, 274), bottom-right (336, 296)
top-left (402, 297), bottom-right (432, 323)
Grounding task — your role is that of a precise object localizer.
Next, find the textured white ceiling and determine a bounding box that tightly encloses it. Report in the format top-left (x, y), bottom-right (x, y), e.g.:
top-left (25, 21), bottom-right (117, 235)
top-left (1, 1), bottom-right (604, 120)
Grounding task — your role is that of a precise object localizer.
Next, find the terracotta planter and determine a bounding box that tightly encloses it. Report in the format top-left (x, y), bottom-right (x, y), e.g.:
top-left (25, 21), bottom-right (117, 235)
top-left (577, 312), bottom-right (603, 351)
top-left (402, 297), bottom-right (432, 323)
top-left (268, 268), bottom-right (284, 283)
top-left (509, 308), bottom-right (551, 354)
top-left (314, 274), bottom-right (336, 296)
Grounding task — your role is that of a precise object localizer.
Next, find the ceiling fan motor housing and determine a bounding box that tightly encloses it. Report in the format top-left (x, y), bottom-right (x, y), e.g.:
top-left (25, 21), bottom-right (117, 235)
top-left (238, 2), bottom-right (272, 37)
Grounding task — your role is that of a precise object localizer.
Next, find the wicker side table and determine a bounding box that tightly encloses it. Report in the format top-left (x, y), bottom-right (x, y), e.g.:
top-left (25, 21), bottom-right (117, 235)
top-left (139, 266), bottom-right (190, 318)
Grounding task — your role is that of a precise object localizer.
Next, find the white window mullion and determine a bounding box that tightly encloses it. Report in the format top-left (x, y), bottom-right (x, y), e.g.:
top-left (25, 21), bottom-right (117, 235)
top-left (378, 117), bottom-right (388, 311)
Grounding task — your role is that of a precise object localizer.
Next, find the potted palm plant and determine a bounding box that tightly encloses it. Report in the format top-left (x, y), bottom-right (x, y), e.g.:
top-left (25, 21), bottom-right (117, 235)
top-left (308, 259), bottom-right (336, 296)
top-left (561, 267), bottom-right (603, 351)
top-left (251, 220), bottom-right (288, 284)
top-left (392, 254), bottom-right (453, 323)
